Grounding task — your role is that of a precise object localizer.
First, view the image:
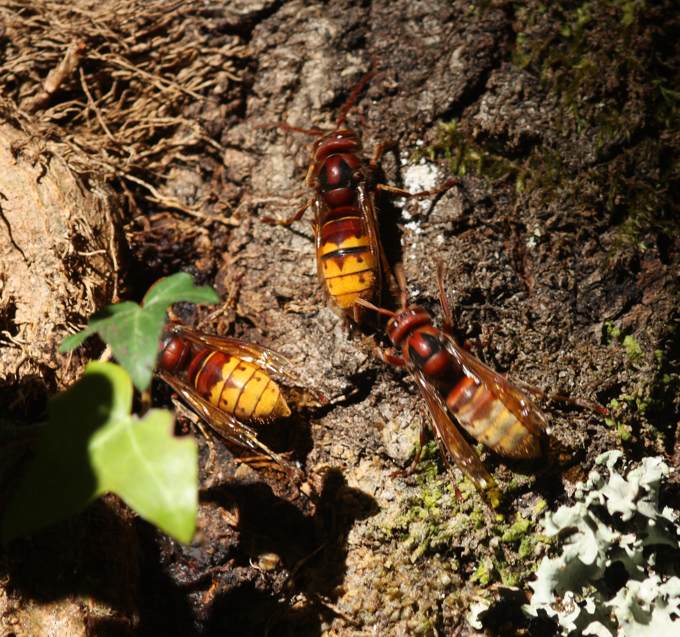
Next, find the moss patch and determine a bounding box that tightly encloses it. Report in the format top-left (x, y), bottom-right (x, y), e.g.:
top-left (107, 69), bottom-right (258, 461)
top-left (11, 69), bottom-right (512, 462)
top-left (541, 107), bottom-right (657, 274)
top-left (512, 0), bottom-right (680, 249)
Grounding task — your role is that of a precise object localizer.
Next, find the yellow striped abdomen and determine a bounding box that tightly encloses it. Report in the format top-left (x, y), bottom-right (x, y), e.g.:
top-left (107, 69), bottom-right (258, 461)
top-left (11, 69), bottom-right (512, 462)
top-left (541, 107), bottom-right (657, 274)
top-left (319, 216), bottom-right (377, 309)
top-left (189, 350), bottom-right (290, 421)
top-left (446, 376), bottom-right (541, 458)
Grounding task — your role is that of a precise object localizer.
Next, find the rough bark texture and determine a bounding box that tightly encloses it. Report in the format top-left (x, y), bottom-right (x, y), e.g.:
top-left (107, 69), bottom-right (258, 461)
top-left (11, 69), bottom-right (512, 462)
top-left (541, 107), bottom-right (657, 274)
top-left (0, 109), bottom-right (123, 413)
top-left (0, 0), bottom-right (678, 635)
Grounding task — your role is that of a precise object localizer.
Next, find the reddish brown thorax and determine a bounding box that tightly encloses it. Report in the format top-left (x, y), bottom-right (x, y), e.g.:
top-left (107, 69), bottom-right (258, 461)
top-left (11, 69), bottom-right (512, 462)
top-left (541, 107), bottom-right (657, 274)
top-left (313, 130), bottom-right (360, 163)
top-left (388, 306), bottom-right (464, 382)
top-left (386, 306), bottom-right (432, 348)
top-left (319, 154), bottom-right (361, 189)
top-left (158, 332), bottom-right (192, 373)
top-left (407, 328), bottom-right (455, 378)
top-left (313, 130), bottom-right (363, 208)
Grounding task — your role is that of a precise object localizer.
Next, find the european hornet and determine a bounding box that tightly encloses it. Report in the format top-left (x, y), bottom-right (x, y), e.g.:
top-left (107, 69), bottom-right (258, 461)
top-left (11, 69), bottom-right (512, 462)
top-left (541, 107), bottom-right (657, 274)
top-left (158, 322), bottom-right (309, 474)
top-left (357, 267), bottom-right (550, 508)
top-left (263, 71), bottom-right (454, 325)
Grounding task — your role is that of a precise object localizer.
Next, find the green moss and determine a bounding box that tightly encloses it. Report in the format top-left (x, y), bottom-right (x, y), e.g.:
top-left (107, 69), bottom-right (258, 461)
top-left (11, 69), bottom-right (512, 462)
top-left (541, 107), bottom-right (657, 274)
top-left (617, 423), bottom-right (633, 442)
top-left (635, 395), bottom-right (651, 415)
top-left (420, 484), bottom-right (444, 511)
top-left (603, 356), bottom-right (678, 440)
top-left (518, 535), bottom-right (534, 559)
top-left (471, 558), bottom-right (494, 586)
top-left (606, 397), bottom-right (633, 442)
top-left (661, 373), bottom-right (674, 386)
top-left (510, 0), bottom-right (680, 250)
top-left (644, 318), bottom-right (680, 435)
top-left (457, 475), bottom-right (479, 501)
top-left (409, 1), bottom-right (680, 258)
top-left (413, 620), bottom-right (435, 636)
top-left (410, 537), bottom-right (430, 563)
top-left (532, 498), bottom-right (548, 517)
top-left (518, 532), bottom-right (555, 561)
top-left (418, 439), bottom-right (440, 462)
top-left (505, 473), bottom-right (536, 494)
top-left (496, 562), bottom-right (519, 587)
top-left (412, 120), bottom-right (524, 185)
top-left (609, 387), bottom-right (655, 422)
top-left (622, 335), bottom-right (643, 361)
top-left (469, 508), bottom-right (486, 530)
top-left (384, 455), bottom-right (463, 555)
top-left (604, 323), bottom-right (646, 368)
top-left (383, 425), bottom-right (592, 598)
top-left (603, 321), bottom-right (622, 344)
top-left (501, 515), bottom-right (532, 543)
top-left (601, 327), bottom-right (677, 434)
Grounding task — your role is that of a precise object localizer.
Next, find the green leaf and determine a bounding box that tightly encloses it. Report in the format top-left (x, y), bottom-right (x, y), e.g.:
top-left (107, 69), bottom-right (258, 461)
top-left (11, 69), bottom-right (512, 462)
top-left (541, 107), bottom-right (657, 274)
top-left (142, 272), bottom-right (220, 316)
top-left (58, 273), bottom-right (220, 391)
top-left (59, 304), bottom-right (138, 354)
top-left (91, 406), bottom-right (197, 543)
top-left (60, 328), bottom-right (95, 352)
top-left (91, 302), bottom-right (164, 392)
top-left (2, 362), bottom-right (198, 544)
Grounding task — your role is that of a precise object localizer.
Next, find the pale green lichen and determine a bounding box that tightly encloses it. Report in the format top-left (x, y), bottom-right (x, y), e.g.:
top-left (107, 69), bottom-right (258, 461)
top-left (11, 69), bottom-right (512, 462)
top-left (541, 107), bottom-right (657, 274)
top-left (521, 451), bottom-right (680, 635)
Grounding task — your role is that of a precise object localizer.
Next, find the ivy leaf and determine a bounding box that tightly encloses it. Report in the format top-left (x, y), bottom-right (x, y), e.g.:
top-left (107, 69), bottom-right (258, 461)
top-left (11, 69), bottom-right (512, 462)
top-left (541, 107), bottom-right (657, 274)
top-left (142, 272), bottom-right (220, 315)
top-left (2, 362), bottom-right (198, 544)
top-left (59, 273), bottom-right (219, 391)
top-left (60, 328), bottom-right (94, 352)
top-left (91, 407), bottom-right (197, 543)
top-left (85, 302), bottom-right (164, 393)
